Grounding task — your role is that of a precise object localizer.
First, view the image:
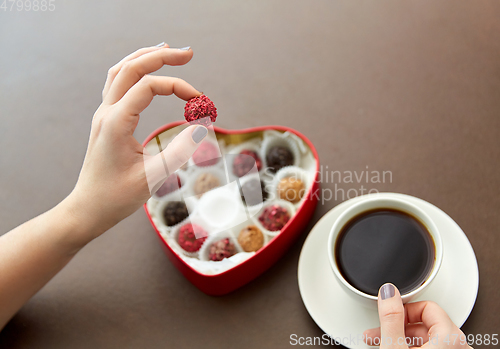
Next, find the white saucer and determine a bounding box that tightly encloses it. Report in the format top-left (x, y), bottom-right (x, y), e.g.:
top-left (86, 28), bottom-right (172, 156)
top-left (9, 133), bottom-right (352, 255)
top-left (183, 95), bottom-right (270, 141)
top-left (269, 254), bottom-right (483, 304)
top-left (298, 193), bottom-right (479, 349)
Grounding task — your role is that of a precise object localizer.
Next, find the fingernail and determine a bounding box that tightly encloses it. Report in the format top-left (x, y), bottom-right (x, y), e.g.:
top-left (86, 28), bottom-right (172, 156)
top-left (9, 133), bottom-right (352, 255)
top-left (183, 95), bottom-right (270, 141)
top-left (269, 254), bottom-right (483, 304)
top-left (192, 126), bottom-right (208, 143)
top-left (380, 284), bottom-right (395, 300)
top-left (178, 46), bottom-right (191, 51)
top-left (155, 42), bottom-right (166, 47)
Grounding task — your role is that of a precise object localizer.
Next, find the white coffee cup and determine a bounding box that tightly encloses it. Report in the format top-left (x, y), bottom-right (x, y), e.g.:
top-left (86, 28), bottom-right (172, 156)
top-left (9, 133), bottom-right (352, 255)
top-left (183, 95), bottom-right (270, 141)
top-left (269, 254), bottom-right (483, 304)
top-left (327, 195), bottom-right (443, 308)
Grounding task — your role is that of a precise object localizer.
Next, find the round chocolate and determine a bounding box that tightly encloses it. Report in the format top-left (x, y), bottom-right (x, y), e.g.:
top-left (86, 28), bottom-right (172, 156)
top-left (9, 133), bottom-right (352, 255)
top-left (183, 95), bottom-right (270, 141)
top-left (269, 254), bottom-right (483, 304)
top-left (194, 173), bottom-right (221, 196)
top-left (240, 179), bottom-right (268, 206)
top-left (162, 201), bottom-right (189, 226)
top-left (238, 225), bottom-right (264, 252)
top-left (265, 146), bottom-right (294, 173)
top-left (277, 177), bottom-right (305, 203)
top-left (192, 141), bottom-right (220, 167)
top-left (208, 238), bottom-right (236, 261)
top-left (184, 94), bottom-right (217, 126)
top-left (177, 223), bottom-right (208, 252)
top-left (156, 174), bottom-right (182, 197)
top-left (258, 204), bottom-right (290, 231)
top-left (232, 150), bottom-right (263, 177)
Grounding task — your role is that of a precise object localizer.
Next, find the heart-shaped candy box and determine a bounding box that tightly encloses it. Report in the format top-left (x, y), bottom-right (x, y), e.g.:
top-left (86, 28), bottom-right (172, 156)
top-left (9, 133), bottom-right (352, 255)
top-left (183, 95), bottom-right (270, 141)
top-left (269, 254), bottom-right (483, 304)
top-left (143, 122), bottom-right (319, 295)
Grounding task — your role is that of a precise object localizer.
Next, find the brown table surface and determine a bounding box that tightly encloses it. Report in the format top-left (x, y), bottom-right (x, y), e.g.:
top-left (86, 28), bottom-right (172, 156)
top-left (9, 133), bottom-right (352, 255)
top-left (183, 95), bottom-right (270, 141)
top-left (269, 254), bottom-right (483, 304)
top-left (1, 1), bottom-right (499, 348)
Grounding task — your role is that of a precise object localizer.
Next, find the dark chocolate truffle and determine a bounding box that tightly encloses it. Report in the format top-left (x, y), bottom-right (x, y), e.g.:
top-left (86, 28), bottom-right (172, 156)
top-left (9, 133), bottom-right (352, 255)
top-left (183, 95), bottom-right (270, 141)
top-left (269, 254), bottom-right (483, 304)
top-left (162, 201), bottom-right (189, 226)
top-left (238, 225), bottom-right (264, 252)
top-left (208, 238), bottom-right (236, 261)
top-left (192, 141), bottom-right (220, 167)
top-left (240, 179), bottom-right (268, 206)
top-left (265, 146), bottom-right (294, 173)
top-left (156, 174), bottom-right (182, 197)
top-left (177, 223), bottom-right (208, 252)
top-left (232, 150), bottom-right (263, 177)
top-left (184, 94), bottom-right (217, 126)
top-left (277, 177), bottom-right (305, 203)
top-left (258, 205), bottom-right (290, 231)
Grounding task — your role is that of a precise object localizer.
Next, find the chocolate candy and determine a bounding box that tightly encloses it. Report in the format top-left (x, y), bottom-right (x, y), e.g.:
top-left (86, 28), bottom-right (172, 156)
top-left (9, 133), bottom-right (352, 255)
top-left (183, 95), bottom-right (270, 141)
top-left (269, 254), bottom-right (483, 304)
top-left (184, 94), bottom-right (217, 126)
top-left (192, 141), bottom-right (220, 167)
top-left (277, 177), bottom-right (305, 203)
top-left (208, 238), bottom-right (236, 261)
top-left (238, 225), bottom-right (264, 252)
top-left (232, 150), bottom-right (263, 177)
top-left (162, 201), bottom-right (189, 226)
top-left (240, 179), bottom-right (268, 206)
top-left (194, 173), bottom-right (221, 196)
top-left (265, 146), bottom-right (294, 173)
top-left (177, 223), bottom-right (208, 252)
top-left (258, 205), bottom-right (290, 231)
top-left (156, 173), bottom-right (182, 197)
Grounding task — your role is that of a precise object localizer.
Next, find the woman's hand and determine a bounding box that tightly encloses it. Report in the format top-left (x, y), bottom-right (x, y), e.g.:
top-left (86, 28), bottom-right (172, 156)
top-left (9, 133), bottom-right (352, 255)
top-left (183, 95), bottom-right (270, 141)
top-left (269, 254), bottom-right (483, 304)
top-left (364, 284), bottom-right (472, 349)
top-left (63, 43), bottom-right (208, 247)
top-left (0, 43), bottom-right (208, 328)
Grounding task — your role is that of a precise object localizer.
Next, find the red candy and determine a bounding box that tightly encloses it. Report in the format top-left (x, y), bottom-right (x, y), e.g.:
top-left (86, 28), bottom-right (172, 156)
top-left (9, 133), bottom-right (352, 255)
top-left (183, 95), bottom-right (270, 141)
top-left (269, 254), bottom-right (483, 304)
top-left (184, 94), bottom-right (217, 126)
top-left (156, 174), bottom-right (182, 197)
top-left (232, 150), bottom-right (263, 177)
top-left (258, 205), bottom-right (290, 231)
top-left (177, 223), bottom-right (208, 253)
top-left (192, 141), bottom-right (220, 167)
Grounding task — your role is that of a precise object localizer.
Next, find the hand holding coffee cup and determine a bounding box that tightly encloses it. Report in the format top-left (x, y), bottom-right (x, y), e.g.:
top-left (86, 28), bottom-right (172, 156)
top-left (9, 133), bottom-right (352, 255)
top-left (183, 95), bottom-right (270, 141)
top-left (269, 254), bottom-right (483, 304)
top-left (363, 283), bottom-right (472, 349)
top-left (327, 196), bottom-right (443, 307)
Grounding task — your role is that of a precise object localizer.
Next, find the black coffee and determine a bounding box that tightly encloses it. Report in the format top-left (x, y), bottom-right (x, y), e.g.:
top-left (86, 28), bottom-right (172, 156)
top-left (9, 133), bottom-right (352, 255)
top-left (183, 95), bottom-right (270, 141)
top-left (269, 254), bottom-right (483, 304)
top-left (335, 209), bottom-right (435, 296)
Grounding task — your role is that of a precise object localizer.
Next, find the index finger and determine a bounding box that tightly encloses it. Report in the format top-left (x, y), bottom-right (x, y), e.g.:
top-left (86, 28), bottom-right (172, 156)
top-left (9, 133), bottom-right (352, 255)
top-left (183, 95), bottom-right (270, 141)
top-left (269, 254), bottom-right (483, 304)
top-left (104, 47), bottom-right (193, 105)
top-left (406, 301), bottom-right (454, 328)
top-left (117, 75), bottom-right (201, 117)
top-left (102, 43), bottom-right (170, 100)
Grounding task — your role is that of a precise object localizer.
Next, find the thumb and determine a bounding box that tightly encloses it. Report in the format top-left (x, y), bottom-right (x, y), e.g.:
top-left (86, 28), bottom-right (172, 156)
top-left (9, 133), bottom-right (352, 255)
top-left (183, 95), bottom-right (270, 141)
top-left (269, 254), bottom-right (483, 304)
top-left (144, 125), bottom-right (208, 195)
top-left (161, 125), bottom-right (208, 173)
top-left (377, 283), bottom-right (407, 349)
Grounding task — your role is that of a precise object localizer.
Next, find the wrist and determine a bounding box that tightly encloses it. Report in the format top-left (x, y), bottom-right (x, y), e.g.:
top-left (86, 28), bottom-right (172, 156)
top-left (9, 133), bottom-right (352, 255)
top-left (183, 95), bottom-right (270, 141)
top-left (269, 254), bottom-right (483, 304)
top-left (54, 191), bottom-right (110, 254)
